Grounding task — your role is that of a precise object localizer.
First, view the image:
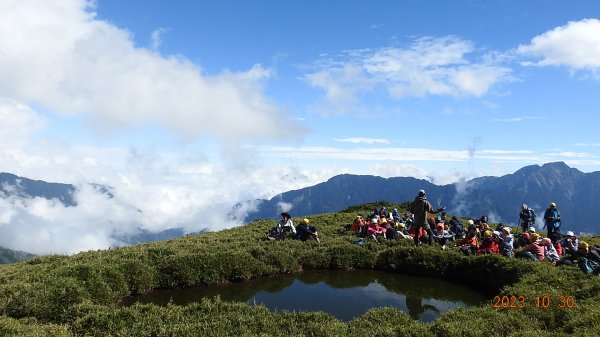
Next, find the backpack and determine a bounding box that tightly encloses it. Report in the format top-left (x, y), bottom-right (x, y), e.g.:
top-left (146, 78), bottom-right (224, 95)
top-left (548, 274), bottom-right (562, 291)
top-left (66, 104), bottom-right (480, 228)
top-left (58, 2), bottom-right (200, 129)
top-left (528, 209), bottom-right (536, 224)
top-left (579, 257), bottom-right (600, 275)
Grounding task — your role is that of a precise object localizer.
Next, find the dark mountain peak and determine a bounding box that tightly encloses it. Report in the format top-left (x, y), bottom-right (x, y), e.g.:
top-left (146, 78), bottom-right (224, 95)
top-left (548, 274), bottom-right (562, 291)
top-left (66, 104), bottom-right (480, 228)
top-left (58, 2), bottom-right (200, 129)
top-left (327, 174), bottom-right (382, 182)
top-left (511, 162), bottom-right (583, 181)
top-left (512, 163), bottom-right (542, 176)
top-left (539, 161), bottom-right (583, 175)
top-left (541, 161), bottom-right (571, 170)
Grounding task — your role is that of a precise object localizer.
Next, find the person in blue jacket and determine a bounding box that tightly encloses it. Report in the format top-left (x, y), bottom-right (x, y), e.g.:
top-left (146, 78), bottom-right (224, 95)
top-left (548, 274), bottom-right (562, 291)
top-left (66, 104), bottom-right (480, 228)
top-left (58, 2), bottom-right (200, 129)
top-left (543, 202), bottom-right (561, 241)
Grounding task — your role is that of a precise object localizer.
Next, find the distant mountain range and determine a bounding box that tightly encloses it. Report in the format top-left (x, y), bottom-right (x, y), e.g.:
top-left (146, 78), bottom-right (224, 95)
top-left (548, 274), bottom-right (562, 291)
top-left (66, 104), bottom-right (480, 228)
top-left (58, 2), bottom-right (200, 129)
top-left (245, 162), bottom-right (600, 234)
top-left (0, 246), bottom-right (36, 264)
top-left (0, 173), bottom-right (188, 259)
top-left (0, 172), bottom-right (76, 205)
top-left (1, 161), bottom-right (598, 257)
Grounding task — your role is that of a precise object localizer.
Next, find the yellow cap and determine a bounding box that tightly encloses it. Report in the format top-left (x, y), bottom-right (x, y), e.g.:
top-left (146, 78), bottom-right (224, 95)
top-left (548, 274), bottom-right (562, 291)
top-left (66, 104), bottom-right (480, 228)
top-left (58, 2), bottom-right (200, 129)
top-left (303, 218), bottom-right (309, 224)
top-left (530, 233), bottom-right (540, 241)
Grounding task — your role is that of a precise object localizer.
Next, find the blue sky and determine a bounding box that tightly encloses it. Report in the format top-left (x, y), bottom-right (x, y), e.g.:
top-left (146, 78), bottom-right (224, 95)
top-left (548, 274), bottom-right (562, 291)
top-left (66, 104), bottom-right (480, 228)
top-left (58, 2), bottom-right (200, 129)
top-left (90, 0), bottom-right (600, 177)
top-left (1, 0), bottom-right (600, 253)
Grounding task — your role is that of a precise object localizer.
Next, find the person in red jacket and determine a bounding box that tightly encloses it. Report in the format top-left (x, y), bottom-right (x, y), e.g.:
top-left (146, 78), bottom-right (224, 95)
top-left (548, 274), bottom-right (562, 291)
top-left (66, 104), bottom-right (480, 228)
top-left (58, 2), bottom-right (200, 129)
top-left (477, 230), bottom-right (500, 254)
top-left (520, 233), bottom-right (545, 261)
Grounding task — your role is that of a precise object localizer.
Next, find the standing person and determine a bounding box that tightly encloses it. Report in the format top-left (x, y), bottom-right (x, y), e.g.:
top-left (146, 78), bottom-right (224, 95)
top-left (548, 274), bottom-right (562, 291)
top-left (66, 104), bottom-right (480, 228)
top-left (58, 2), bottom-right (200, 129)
top-left (543, 202), bottom-right (561, 240)
top-left (518, 204), bottom-right (536, 233)
top-left (410, 189), bottom-right (445, 246)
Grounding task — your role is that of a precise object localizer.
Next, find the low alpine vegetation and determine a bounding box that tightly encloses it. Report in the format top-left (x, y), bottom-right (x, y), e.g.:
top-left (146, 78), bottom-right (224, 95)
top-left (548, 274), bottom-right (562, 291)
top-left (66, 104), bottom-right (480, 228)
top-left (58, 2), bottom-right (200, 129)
top-left (0, 203), bottom-right (599, 336)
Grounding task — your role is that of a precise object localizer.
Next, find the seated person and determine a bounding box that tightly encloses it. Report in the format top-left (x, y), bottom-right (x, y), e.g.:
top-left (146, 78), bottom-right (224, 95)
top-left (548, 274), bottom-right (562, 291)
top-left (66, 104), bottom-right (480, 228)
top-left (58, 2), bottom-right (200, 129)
top-left (477, 230), bottom-right (500, 255)
top-left (351, 215), bottom-right (366, 235)
top-left (499, 227), bottom-right (514, 258)
top-left (367, 218), bottom-right (386, 241)
top-left (403, 213), bottom-right (414, 229)
top-left (517, 233), bottom-right (544, 261)
top-left (516, 232), bottom-right (531, 249)
top-left (396, 222), bottom-right (411, 239)
top-left (456, 223), bottom-right (479, 255)
top-left (392, 208), bottom-right (402, 222)
top-left (379, 207), bottom-right (388, 218)
top-left (295, 218), bottom-right (320, 242)
top-left (561, 231), bottom-right (579, 256)
top-left (432, 219), bottom-right (453, 249)
top-left (540, 238), bottom-right (560, 264)
top-left (278, 212), bottom-right (296, 236)
top-left (449, 216), bottom-right (465, 239)
top-left (558, 241), bottom-right (600, 266)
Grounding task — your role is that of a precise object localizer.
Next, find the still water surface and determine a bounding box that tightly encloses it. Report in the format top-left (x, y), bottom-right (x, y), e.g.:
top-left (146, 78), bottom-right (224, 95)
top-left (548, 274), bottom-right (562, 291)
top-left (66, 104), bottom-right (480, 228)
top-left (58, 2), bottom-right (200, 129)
top-left (123, 270), bottom-right (487, 322)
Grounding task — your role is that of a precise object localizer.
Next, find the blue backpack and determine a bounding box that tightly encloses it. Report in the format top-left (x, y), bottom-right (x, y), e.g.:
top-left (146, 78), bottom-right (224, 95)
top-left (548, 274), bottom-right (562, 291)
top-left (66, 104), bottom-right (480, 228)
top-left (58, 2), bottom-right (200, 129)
top-left (579, 257), bottom-right (600, 275)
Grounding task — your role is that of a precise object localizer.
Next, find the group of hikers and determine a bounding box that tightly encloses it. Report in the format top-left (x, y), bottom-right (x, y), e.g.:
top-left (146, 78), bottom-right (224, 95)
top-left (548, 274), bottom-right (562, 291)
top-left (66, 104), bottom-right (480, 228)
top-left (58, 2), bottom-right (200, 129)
top-left (348, 189), bottom-right (600, 274)
top-left (267, 212), bottom-right (320, 243)
top-left (265, 189), bottom-right (600, 274)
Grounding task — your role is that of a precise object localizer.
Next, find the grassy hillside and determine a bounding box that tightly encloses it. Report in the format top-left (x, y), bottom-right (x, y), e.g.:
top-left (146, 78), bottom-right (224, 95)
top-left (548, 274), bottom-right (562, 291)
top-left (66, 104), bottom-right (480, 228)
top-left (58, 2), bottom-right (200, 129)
top-left (1, 202), bottom-right (599, 336)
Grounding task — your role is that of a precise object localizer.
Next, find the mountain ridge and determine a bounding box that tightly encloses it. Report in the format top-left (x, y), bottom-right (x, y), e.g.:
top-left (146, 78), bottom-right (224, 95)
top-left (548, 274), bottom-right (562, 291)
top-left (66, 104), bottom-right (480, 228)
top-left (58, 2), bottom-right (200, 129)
top-left (2, 162), bottom-right (598, 244)
top-left (246, 162), bottom-right (599, 234)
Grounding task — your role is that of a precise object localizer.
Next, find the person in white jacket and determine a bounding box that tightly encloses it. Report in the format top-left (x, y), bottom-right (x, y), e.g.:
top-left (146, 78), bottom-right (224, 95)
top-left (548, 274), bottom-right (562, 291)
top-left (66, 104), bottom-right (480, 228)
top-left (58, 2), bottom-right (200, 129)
top-left (277, 212), bottom-right (296, 236)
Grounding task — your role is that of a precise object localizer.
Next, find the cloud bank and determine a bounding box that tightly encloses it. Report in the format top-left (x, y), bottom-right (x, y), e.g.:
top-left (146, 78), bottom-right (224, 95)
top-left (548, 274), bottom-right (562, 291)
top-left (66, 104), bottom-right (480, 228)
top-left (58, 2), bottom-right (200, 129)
top-left (0, 0), bottom-right (311, 255)
top-left (0, 0), bottom-right (300, 142)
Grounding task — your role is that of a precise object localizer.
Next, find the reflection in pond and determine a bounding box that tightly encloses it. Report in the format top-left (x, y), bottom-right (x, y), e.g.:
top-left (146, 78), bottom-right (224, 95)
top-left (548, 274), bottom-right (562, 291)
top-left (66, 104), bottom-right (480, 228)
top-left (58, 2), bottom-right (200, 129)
top-left (122, 270), bottom-right (487, 322)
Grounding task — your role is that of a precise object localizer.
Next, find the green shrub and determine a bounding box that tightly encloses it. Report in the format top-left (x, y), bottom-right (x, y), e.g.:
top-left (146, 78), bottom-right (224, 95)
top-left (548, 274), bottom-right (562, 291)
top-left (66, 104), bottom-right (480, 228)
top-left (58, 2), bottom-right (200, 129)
top-left (348, 307), bottom-right (432, 337)
top-left (328, 244), bottom-right (377, 269)
top-left (117, 259), bottom-right (157, 294)
top-left (0, 316), bottom-right (72, 337)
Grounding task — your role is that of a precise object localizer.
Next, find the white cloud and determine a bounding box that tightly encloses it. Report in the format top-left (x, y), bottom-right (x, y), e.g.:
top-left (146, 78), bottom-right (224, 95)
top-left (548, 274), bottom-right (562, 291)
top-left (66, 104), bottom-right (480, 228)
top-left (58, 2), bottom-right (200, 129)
top-left (304, 36), bottom-right (512, 112)
top-left (542, 151), bottom-right (592, 158)
top-left (151, 27), bottom-right (168, 50)
top-left (257, 145), bottom-right (591, 165)
top-left (518, 18), bottom-right (600, 72)
top-left (492, 116), bottom-right (545, 123)
top-left (334, 137), bottom-right (390, 144)
top-left (0, 142), bottom-right (339, 254)
top-left (369, 162), bottom-right (429, 179)
top-left (479, 150), bottom-right (533, 155)
top-left (277, 202), bottom-right (293, 213)
top-left (0, 0), bottom-right (301, 142)
top-left (0, 99), bottom-right (46, 148)
top-left (0, 101), bottom-right (339, 254)
top-left (259, 146), bottom-right (471, 161)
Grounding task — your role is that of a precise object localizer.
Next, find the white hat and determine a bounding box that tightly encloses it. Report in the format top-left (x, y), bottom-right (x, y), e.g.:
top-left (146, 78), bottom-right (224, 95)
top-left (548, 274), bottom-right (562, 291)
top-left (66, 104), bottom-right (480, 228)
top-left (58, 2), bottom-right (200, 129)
top-left (528, 227), bottom-right (536, 233)
top-left (566, 231), bottom-right (575, 237)
top-left (468, 220), bottom-right (474, 225)
top-left (502, 227), bottom-right (511, 234)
